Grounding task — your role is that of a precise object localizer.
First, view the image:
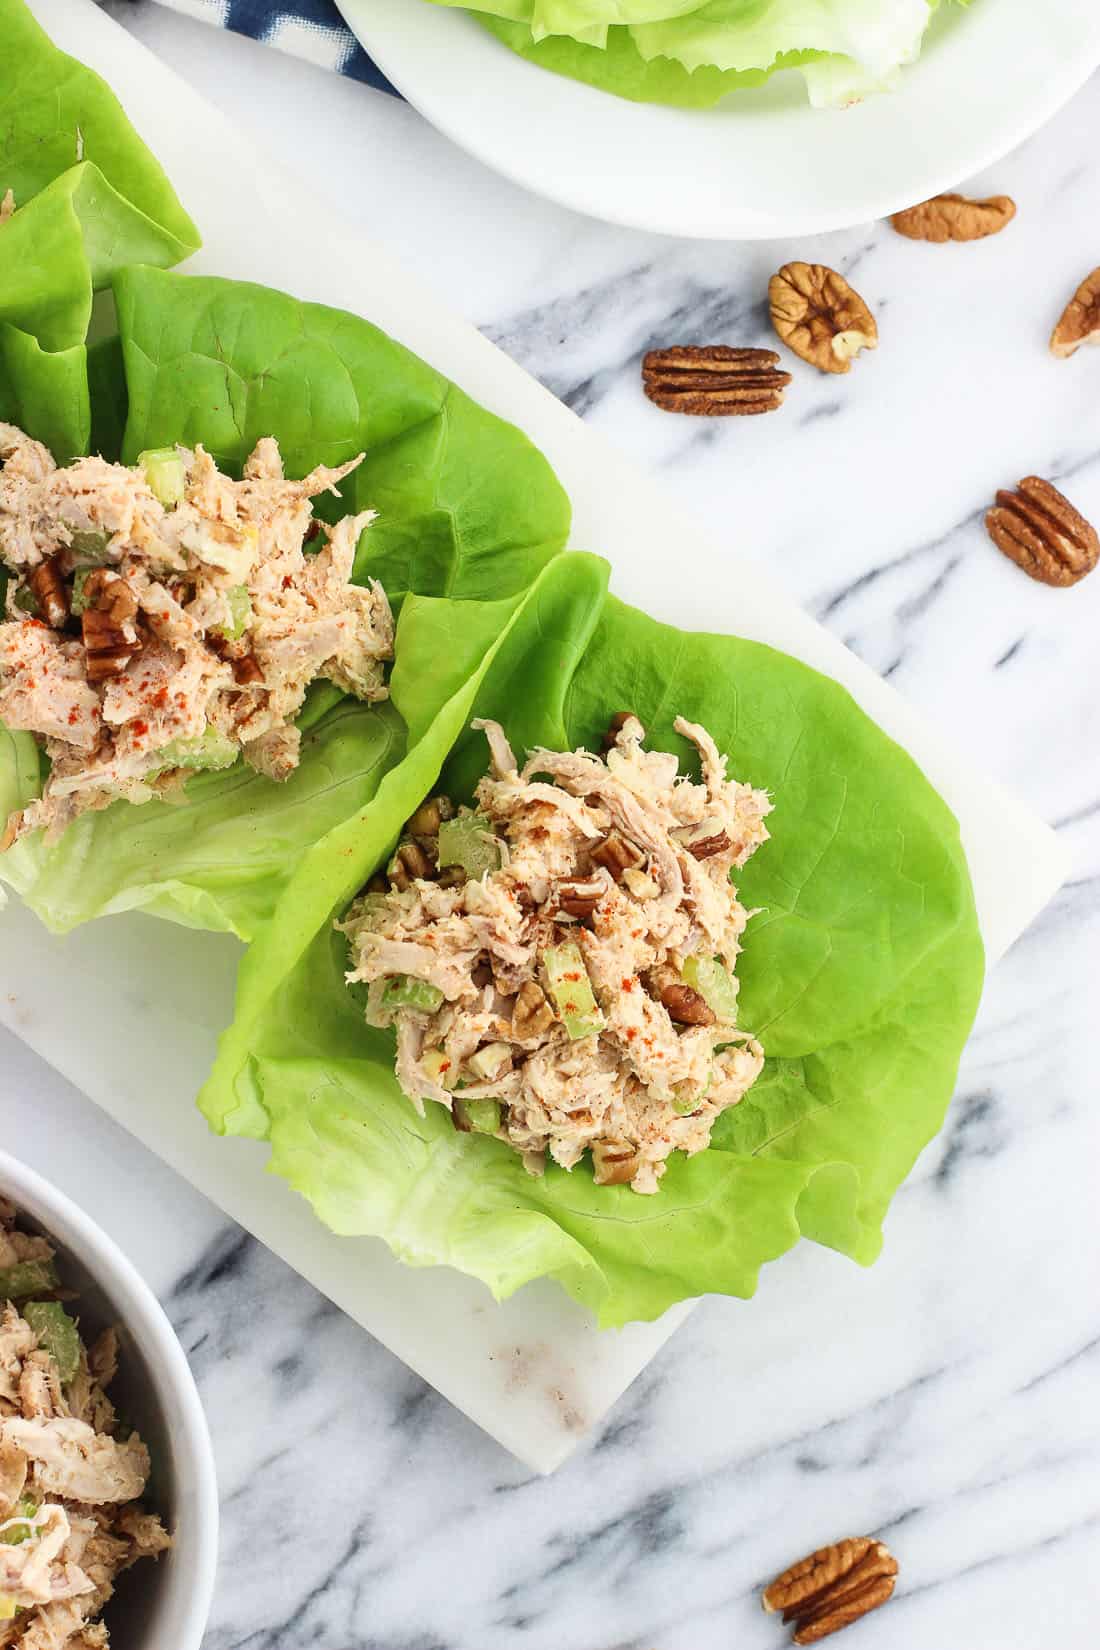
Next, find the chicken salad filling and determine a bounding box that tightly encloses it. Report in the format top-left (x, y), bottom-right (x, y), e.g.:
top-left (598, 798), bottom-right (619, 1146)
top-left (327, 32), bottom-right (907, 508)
top-left (0, 1200), bottom-right (170, 1649)
top-left (0, 423), bottom-right (393, 845)
top-left (342, 712), bottom-right (772, 1194)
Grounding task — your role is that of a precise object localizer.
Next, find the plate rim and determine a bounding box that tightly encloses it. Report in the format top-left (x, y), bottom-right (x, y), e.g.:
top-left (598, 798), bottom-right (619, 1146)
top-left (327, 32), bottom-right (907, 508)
top-left (340, 0), bottom-right (1100, 240)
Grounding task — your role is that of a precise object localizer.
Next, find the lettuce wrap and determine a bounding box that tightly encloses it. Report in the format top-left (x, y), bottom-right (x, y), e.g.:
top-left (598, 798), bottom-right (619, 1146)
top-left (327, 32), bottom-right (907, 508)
top-left (0, 259), bottom-right (569, 937)
top-left (199, 552), bottom-right (984, 1325)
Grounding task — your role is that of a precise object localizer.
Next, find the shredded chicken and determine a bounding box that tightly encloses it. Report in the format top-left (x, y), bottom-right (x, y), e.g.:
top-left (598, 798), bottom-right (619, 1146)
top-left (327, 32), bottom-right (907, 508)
top-left (343, 713), bottom-right (772, 1193)
top-left (0, 423), bottom-right (393, 843)
top-left (0, 1203), bottom-right (169, 1646)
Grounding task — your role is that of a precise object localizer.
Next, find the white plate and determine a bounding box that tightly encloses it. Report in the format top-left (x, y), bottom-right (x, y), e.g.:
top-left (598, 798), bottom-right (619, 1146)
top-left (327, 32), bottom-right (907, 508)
top-left (341, 0), bottom-right (1100, 239)
top-left (7, 0), bottom-right (1068, 1473)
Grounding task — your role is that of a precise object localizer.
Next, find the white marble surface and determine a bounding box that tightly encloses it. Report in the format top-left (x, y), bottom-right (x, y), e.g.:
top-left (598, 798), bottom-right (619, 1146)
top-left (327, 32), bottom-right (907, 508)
top-left (4, 5), bottom-right (1100, 1644)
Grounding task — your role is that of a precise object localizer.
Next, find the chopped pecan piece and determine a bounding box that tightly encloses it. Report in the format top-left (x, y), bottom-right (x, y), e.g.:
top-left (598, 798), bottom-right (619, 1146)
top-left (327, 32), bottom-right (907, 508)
top-left (985, 476), bottom-right (1099, 588)
top-left (82, 606), bottom-right (140, 683)
top-left (81, 568), bottom-right (139, 628)
top-left (231, 652), bottom-right (265, 686)
top-left (512, 980), bottom-right (554, 1040)
top-left (405, 794), bottom-right (455, 838)
top-left (589, 830), bottom-right (644, 880)
top-left (1050, 265), bottom-right (1100, 358)
top-left (891, 191), bottom-right (1015, 242)
top-left (687, 832), bottom-right (731, 861)
top-left (652, 970), bottom-right (715, 1027)
top-left (769, 263), bottom-right (877, 375)
top-left (591, 1142), bottom-right (640, 1187)
top-left (762, 1536), bottom-right (898, 1645)
top-left (556, 875), bottom-right (604, 920)
top-left (26, 556), bottom-right (69, 629)
top-left (642, 345), bottom-right (791, 416)
top-left (389, 838), bottom-right (436, 889)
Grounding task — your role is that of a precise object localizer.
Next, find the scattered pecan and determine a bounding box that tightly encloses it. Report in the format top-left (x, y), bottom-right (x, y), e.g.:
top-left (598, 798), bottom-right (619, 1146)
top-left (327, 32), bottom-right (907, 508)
top-left (769, 263), bottom-right (877, 375)
top-left (1050, 266), bottom-right (1100, 358)
top-left (762, 1536), bottom-right (898, 1645)
top-left (389, 839), bottom-right (436, 890)
top-left (642, 345), bottom-right (791, 416)
top-left (557, 875), bottom-right (604, 920)
top-left (82, 607), bottom-right (139, 683)
top-left (653, 970), bottom-right (715, 1028)
top-left (231, 652), bottom-right (265, 686)
top-left (590, 830), bottom-right (644, 880)
top-left (891, 191), bottom-right (1015, 243)
top-left (591, 1142), bottom-right (640, 1187)
top-left (436, 864), bottom-right (468, 890)
top-left (26, 557), bottom-right (69, 629)
top-left (512, 980), bottom-right (555, 1040)
top-left (985, 476), bottom-right (1099, 588)
top-left (601, 710), bottom-right (637, 751)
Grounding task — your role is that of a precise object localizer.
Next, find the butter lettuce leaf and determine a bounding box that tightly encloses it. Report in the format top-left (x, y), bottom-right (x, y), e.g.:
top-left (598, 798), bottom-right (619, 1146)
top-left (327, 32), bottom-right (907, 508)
top-left (460, 0), bottom-right (941, 109)
top-left (199, 555), bottom-right (983, 1325)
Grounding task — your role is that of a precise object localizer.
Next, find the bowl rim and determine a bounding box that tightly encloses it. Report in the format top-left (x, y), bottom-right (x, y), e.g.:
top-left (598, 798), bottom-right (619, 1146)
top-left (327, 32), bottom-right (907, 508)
top-left (0, 1147), bottom-right (218, 1650)
top-left (343, 0), bottom-right (1100, 240)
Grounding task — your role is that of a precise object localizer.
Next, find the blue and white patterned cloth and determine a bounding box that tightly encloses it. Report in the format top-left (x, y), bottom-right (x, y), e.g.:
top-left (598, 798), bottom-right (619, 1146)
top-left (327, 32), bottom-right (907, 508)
top-left (148, 0), bottom-right (399, 94)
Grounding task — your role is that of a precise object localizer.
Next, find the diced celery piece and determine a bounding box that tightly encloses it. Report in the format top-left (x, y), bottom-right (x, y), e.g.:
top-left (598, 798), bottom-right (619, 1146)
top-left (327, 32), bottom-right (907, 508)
top-left (421, 1047), bottom-right (457, 1091)
top-left (13, 587), bottom-right (37, 616)
top-left (378, 975), bottom-right (444, 1015)
top-left (70, 568), bottom-right (93, 615)
top-left (437, 812), bottom-right (502, 880)
top-left (157, 728), bottom-right (239, 773)
top-left (466, 1042), bottom-right (510, 1082)
top-left (682, 954), bottom-right (739, 1023)
top-left (0, 1258), bottom-right (58, 1300)
top-left (454, 1097), bottom-right (502, 1134)
top-left (0, 568), bottom-right (7, 614)
top-left (68, 527), bottom-right (110, 564)
top-left (0, 1498), bottom-right (38, 1548)
top-left (541, 943), bottom-right (604, 1040)
top-left (23, 1301), bottom-right (80, 1383)
top-left (0, 1594), bottom-right (15, 1619)
top-left (218, 584), bottom-right (252, 641)
top-left (139, 447), bottom-right (186, 508)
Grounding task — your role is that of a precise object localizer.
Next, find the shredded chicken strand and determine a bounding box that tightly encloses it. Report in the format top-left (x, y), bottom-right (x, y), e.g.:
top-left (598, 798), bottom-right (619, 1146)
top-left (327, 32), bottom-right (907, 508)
top-left (343, 714), bottom-right (772, 1193)
top-left (0, 424), bottom-right (393, 844)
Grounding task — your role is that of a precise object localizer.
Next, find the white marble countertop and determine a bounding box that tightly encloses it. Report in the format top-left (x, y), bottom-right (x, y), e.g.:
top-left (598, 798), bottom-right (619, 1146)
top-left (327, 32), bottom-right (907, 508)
top-left (5, 6), bottom-right (1100, 1645)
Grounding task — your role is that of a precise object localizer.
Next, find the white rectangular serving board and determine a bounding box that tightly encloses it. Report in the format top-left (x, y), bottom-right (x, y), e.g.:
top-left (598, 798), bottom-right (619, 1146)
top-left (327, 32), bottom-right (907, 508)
top-left (1, 0), bottom-right (1068, 1473)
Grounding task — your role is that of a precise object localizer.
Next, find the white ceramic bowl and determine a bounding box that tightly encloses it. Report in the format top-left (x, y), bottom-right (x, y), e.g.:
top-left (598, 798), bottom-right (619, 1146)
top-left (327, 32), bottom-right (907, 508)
top-left (0, 1149), bottom-right (218, 1650)
top-left (344, 0), bottom-right (1100, 239)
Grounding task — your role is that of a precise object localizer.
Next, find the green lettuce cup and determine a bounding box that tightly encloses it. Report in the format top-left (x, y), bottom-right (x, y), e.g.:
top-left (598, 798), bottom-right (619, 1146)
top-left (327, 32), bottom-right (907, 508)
top-left (199, 553), bottom-right (983, 1326)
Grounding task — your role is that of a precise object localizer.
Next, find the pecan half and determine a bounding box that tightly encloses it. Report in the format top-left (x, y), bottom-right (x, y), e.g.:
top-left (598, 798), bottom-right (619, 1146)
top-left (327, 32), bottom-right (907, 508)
top-left (653, 970), bottom-right (715, 1027)
top-left (591, 1142), bottom-right (640, 1187)
top-left (985, 476), bottom-right (1099, 588)
top-left (590, 830), bottom-right (644, 880)
top-left (769, 263), bottom-right (877, 375)
top-left (642, 345), bottom-right (791, 416)
top-left (556, 875), bottom-right (604, 920)
top-left (26, 557), bottom-right (69, 629)
top-left (891, 191), bottom-right (1015, 243)
top-left (763, 1537), bottom-right (898, 1645)
top-left (82, 607), bottom-right (139, 683)
top-left (512, 980), bottom-right (554, 1040)
top-left (1050, 266), bottom-right (1100, 358)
